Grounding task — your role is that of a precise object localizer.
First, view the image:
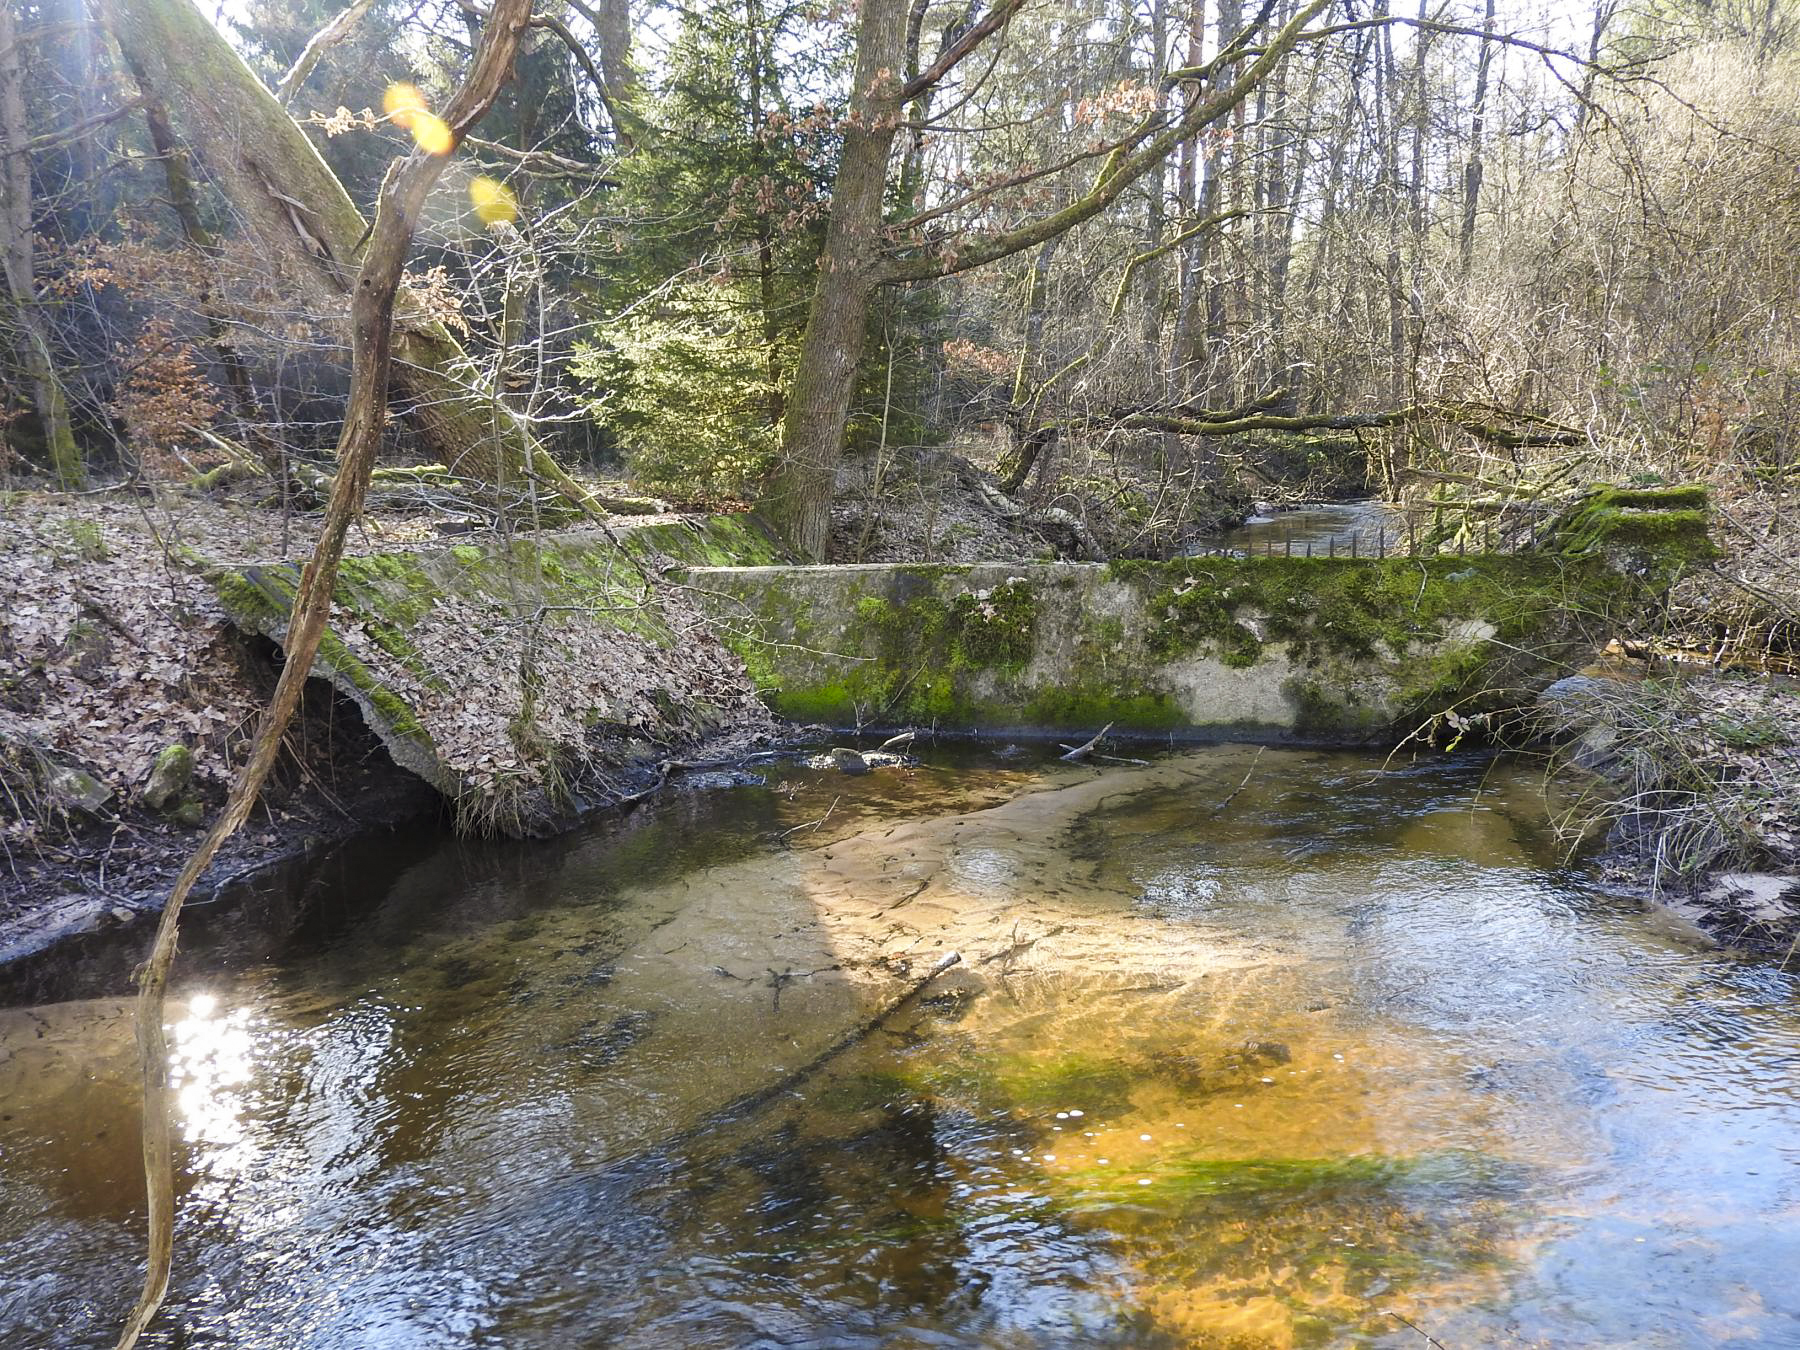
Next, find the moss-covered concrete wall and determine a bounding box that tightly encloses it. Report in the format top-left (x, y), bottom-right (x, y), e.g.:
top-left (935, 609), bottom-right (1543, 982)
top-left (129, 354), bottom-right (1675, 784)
top-left (683, 555), bottom-right (1636, 742)
top-left (210, 515), bottom-right (781, 832)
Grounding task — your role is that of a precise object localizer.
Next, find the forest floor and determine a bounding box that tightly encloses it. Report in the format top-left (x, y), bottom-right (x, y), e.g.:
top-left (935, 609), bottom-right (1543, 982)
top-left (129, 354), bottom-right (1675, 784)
top-left (0, 481), bottom-right (773, 984)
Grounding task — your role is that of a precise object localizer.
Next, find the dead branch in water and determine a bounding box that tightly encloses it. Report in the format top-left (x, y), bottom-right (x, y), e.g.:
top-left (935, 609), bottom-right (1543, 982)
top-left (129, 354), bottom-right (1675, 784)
top-left (1060, 722), bottom-right (1114, 762)
top-left (778, 795), bottom-right (840, 840)
top-left (1058, 742), bottom-right (1150, 765)
top-left (1211, 746), bottom-right (1266, 815)
top-left (702, 950), bottom-right (964, 1128)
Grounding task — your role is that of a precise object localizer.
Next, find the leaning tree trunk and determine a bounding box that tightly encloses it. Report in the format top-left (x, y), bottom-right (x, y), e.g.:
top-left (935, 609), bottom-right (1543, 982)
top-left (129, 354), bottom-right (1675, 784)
top-left (759, 0), bottom-right (908, 560)
top-left (112, 3), bottom-right (536, 1346)
top-left (98, 0), bottom-right (593, 504)
top-left (0, 2), bottom-right (83, 487)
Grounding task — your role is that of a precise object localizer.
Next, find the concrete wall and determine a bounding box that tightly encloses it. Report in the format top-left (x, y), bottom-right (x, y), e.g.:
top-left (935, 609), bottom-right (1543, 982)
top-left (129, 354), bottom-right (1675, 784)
top-left (684, 555), bottom-right (1630, 742)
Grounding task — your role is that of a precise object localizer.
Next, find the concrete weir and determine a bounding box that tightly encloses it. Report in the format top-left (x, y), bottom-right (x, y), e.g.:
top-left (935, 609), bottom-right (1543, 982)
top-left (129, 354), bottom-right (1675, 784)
top-left (682, 554), bottom-right (1636, 742)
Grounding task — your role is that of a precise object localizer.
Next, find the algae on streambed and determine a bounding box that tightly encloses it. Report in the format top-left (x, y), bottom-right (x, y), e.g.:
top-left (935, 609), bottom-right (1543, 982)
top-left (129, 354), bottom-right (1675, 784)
top-left (3, 745), bottom-right (1800, 1348)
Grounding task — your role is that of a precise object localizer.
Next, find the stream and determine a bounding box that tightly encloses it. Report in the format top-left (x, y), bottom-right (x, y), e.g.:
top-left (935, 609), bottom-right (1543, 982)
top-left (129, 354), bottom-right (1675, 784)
top-left (1195, 501), bottom-right (1404, 556)
top-left (3, 746), bottom-right (1798, 1348)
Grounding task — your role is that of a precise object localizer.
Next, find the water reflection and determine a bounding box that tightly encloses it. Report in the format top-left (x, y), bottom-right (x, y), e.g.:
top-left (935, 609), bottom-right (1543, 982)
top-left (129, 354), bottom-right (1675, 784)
top-left (1, 749), bottom-right (1798, 1347)
top-left (169, 994), bottom-right (256, 1159)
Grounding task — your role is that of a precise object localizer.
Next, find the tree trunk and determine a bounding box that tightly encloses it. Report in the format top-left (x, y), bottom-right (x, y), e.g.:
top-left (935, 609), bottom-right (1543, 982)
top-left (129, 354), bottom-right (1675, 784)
top-left (1168, 0), bottom-right (1206, 389)
top-left (1376, 0), bottom-right (1407, 405)
top-left (119, 53), bottom-right (266, 439)
top-left (760, 0), bottom-right (907, 560)
top-left (1010, 236), bottom-right (1060, 409)
top-left (112, 4), bottom-right (535, 1346)
top-left (745, 0), bottom-right (784, 427)
top-left (0, 2), bottom-right (83, 487)
top-left (764, 0), bottom-right (1328, 556)
top-left (1197, 0), bottom-right (1243, 401)
top-left (1140, 0), bottom-right (1167, 361)
top-left (99, 0), bottom-right (595, 506)
top-left (1459, 0), bottom-right (1494, 272)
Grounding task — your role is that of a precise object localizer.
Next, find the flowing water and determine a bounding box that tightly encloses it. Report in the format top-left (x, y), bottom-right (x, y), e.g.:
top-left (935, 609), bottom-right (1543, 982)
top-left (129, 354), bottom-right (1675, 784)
top-left (1194, 502), bottom-right (1405, 556)
top-left (4, 747), bottom-right (1799, 1349)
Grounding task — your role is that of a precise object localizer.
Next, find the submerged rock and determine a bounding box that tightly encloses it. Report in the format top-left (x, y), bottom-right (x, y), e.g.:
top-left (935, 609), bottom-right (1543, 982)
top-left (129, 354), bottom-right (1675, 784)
top-left (829, 747), bottom-right (871, 775)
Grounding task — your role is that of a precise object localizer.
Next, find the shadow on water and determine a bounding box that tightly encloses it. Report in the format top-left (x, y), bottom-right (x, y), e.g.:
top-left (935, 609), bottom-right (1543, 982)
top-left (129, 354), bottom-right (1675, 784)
top-left (2, 746), bottom-right (1799, 1348)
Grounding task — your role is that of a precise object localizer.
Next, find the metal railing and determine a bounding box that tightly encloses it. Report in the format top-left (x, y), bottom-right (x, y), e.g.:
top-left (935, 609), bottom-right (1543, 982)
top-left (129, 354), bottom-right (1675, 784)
top-left (1192, 508), bottom-right (1525, 560)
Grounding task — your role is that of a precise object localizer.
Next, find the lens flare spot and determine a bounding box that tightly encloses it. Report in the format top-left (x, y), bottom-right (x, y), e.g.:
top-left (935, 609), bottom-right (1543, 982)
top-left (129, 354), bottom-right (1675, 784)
top-left (409, 113), bottom-right (454, 156)
top-left (383, 82), bottom-right (428, 128)
top-left (469, 176), bottom-right (519, 225)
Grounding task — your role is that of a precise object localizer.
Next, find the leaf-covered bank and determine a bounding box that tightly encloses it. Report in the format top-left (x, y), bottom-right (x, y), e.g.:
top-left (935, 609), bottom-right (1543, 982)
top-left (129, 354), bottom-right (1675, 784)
top-left (0, 491), bottom-right (780, 972)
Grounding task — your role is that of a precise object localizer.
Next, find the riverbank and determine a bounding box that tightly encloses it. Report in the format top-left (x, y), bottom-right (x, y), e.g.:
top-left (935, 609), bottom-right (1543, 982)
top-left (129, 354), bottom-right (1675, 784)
top-left (1545, 666), bottom-right (1800, 956)
top-left (5, 473), bottom-right (1790, 989)
top-left (0, 488), bottom-right (783, 977)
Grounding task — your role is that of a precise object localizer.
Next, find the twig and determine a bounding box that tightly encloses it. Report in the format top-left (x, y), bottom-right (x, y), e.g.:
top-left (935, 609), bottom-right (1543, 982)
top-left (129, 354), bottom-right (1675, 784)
top-left (111, 6), bottom-right (536, 1343)
top-left (778, 795), bottom-right (840, 840)
top-left (874, 878), bottom-right (931, 915)
top-left (1384, 1310), bottom-right (1450, 1350)
top-left (1212, 746), bottom-right (1266, 815)
top-left (699, 951), bottom-right (964, 1128)
top-left (1057, 744), bottom-right (1150, 765)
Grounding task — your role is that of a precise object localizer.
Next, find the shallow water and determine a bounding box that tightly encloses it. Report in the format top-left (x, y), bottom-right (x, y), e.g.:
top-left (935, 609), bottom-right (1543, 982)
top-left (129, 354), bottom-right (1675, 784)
top-left (1195, 501), bottom-right (1404, 556)
top-left (3, 747), bottom-right (1799, 1349)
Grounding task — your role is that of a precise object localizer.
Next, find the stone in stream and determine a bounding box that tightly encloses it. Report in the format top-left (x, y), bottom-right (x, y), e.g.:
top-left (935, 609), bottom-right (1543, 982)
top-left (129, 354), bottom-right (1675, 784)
top-left (830, 747), bottom-right (872, 775)
top-left (810, 747), bottom-right (917, 775)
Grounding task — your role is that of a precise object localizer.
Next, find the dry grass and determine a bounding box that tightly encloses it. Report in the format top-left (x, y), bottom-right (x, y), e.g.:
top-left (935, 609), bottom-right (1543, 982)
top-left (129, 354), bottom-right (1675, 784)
top-left (1549, 672), bottom-right (1800, 897)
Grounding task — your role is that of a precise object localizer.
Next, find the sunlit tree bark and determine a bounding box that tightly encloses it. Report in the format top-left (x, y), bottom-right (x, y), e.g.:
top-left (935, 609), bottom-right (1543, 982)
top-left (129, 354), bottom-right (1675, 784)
top-left (100, 0), bottom-right (598, 505)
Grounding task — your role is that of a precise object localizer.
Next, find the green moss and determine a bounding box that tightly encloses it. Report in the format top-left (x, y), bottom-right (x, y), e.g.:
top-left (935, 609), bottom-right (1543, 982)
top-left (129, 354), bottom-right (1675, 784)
top-left (334, 551), bottom-right (439, 625)
top-left (1552, 484), bottom-right (1719, 577)
top-left (1067, 1150), bottom-right (1518, 1207)
top-left (767, 681), bottom-right (859, 724)
top-left (213, 565), bottom-right (298, 626)
top-left (947, 578), bottom-right (1038, 667)
top-left (1023, 683), bottom-right (1189, 732)
top-left (312, 629), bottom-right (432, 743)
top-left (627, 513), bottom-right (783, 567)
top-left (1600, 484), bottom-right (1709, 511)
top-left (723, 551), bottom-right (1638, 736)
top-left (992, 1053), bottom-right (1137, 1114)
top-left (1124, 555), bottom-right (1614, 681)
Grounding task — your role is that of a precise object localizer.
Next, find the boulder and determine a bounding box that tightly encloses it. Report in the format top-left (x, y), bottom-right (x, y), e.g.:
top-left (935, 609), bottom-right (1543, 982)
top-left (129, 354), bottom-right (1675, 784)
top-left (142, 743), bottom-right (195, 813)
